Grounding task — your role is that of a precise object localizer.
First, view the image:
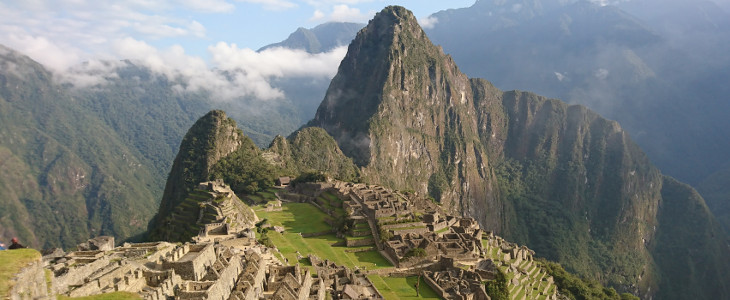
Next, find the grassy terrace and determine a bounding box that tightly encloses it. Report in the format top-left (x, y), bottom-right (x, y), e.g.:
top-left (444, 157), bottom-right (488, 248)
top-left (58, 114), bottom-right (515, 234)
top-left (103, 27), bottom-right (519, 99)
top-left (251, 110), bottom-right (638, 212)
top-left (346, 235), bottom-right (373, 241)
top-left (255, 202), bottom-right (390, 271)
top-left (354, 222), bottom-right (370, 229)
top-left (0, 249), bottom-right (42, 298)
top-left (245, 187), bottom-right (280, 204)
top-left (58, 292), bottom-right (141, 299)
top-left (368, 275), bottom-right (441, 299)
top-left (317, 191), bottom-right (345, 217)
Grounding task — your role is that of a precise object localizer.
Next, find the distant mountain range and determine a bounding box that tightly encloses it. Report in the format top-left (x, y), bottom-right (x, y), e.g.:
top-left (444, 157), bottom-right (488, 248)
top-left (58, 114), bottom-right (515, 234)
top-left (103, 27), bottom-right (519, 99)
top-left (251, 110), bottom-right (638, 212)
top-left (422, 0), bottom-right (730, 232)
top-left (258, 22), bottom-right (364, 53)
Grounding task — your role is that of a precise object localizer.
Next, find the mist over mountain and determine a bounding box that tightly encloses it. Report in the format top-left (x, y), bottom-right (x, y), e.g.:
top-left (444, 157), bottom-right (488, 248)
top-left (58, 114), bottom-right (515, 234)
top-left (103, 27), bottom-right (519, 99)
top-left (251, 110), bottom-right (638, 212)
top-left (0, 21), bottom-right (362, 248)
top-left (423, 0), bottom-right (730, 231)
top-left (258, 22), bottom-right (364, 53)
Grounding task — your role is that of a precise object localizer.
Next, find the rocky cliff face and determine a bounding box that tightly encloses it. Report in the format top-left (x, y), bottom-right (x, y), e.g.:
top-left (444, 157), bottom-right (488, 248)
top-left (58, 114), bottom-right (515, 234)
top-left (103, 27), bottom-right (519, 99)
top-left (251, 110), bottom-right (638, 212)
top-left (309, 6), bottom-right (730, 298)
top-left (310, 6), bottom-right (499, 226)
top-left (148, 110), bottom-right (245, 240)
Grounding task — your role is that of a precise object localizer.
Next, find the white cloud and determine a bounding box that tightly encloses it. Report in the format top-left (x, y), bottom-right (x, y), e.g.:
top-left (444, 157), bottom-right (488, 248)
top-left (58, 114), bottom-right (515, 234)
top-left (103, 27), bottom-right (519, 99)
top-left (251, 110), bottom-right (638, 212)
top-left (0, 0), bottom-right (353, 102)
top-left (304, 0), bottom-right (375, 5)
top-left (419, 16), bottom-right (439, 29)
top-left (180, 0), bottom-right (236, 13)
top-left (210, 43), bottom-right (346, 78)
top-left (331, 4), bottom-right (370, 22)
top-left (236, 0), bottom-right (297, 10)
top-left (0, 0), bottom-right (214, 71)
top-left (305, 4), bottom-right (373, 23)
top-left (310, 9), bottom-right (326, 21)
top-left (59, 37), bottom-right (347, 101)
top-left (1, 31), bottom-right (81, 70)
top-left (594, 68), bottom-right (609, 80)
top-left (59, 60), bottom-right (124, 88)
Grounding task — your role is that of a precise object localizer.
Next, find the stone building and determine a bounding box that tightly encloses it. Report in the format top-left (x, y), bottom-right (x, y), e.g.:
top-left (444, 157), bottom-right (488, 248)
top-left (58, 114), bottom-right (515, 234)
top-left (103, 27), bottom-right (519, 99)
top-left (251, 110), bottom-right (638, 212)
top-left (310, 255), bottom-right (383, 300)
top-left (44, 241), bottom-right (274, 300)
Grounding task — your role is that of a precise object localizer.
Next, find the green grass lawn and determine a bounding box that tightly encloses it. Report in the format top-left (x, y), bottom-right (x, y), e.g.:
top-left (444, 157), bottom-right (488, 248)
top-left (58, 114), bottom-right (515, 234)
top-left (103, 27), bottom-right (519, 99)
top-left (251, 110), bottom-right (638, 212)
top-left (321, 191), bottom-right (342, 203)
top-left (57, 292), bottom-right (141, 299)
top-left (346, 235), bottom-right (373, 241)
top-left (317, 192), bottom-right (346, 218)
top-left (368, 275), bottom-right (441, 299)
top-left (0, 248), bottom-right (42, 298)
top-left (354, 222), bottom-right (370, 229)
top-left (256, 202), bottom-right (391, 270)
top-left (255, 202), bottom-right (332, 234)
top-left (267, 232), bottom-right (390, 271)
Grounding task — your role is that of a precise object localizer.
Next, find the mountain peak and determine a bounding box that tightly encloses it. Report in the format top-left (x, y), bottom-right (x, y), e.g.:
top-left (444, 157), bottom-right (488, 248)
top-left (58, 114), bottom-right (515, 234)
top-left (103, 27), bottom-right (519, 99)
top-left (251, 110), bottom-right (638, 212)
top-left (310, 5), bottom-right (455, 166)
top-left (148, 110), bottom-right (246, 240)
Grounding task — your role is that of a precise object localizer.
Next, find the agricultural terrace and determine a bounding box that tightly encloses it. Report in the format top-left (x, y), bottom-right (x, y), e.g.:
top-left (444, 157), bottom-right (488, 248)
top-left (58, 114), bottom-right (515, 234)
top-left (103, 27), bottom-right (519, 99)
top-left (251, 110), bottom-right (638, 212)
top-left (368, 275), bottom-right (441, 300)
top-left (243, 187), bottom-right (279, 204)
top-left (481, 239), bottom-right (556, 300)
top-left (254, 202), bottom-right (390, 271)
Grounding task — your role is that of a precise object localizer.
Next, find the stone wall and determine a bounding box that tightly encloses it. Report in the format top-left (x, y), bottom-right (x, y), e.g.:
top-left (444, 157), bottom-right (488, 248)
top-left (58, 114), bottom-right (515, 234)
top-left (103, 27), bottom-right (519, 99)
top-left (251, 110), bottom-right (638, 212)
top-left (8, 256), bottom-right (50, 300)
top-left (298, 269), bottom-right (313, 300)
top-left (52, 256), bottom-right (112, 295)
top-left (422, 272), bottom-right (450, 300)
top-left (381, 222), bottom-right (426, 230)
top-left (162, 244), bottom-right (216, 281)
top-left (177, 255), bottom-right (242, 300)
top-left (142, 270), bottom-right (181, 300)
top-left (67, 262), bottom-right (132, 297)
top-left (346, 237), bottom-right (374, 247)
top-left (391, 227), bottom-right (429, 236)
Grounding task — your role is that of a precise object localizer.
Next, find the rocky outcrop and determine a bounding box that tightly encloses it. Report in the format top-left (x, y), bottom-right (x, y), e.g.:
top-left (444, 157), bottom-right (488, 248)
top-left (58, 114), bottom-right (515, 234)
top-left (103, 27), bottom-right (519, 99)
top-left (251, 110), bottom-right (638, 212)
top-left (5, 249), bottom-right (50, 300)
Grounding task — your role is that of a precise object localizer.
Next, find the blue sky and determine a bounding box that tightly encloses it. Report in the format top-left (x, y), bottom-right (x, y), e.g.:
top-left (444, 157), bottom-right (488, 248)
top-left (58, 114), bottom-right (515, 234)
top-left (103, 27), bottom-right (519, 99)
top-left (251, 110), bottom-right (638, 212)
top-left (0, 0), bottom-right (475, 71)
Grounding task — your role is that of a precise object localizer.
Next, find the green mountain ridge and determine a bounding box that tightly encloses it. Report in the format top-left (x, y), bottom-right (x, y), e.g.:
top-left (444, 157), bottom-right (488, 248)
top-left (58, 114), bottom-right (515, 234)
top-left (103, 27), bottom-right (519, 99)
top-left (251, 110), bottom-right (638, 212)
top-left (266, 127), bottom-right (359, 181)
top-left (0, 45), bottom-right (158, 249)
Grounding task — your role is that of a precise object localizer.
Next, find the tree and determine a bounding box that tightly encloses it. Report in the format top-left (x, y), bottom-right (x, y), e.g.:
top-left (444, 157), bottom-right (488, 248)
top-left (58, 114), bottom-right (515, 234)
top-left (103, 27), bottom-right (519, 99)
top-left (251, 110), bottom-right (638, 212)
top-left (485, 269), bottom-right (509, 300)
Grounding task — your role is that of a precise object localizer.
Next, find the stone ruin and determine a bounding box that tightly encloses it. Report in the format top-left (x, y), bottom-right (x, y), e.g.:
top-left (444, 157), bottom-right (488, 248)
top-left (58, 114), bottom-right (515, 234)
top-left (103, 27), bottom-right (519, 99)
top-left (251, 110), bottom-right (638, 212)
top-left (77, 236), bottom-right (116, 251)
top-left (309, 255), bottom-right (384, 299)
top-left (292, 180), bottom-right (561, 300)
top-left (28, 179), bottom-right (561, 300)
top-left (156, 180), bottom-right (258, 243)
top-left (423, 257), bottom-right (491, 300)
top-left (327, 181), bottom-right (483, 268)
top-left (42, 238), bottom-right (334, 300)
